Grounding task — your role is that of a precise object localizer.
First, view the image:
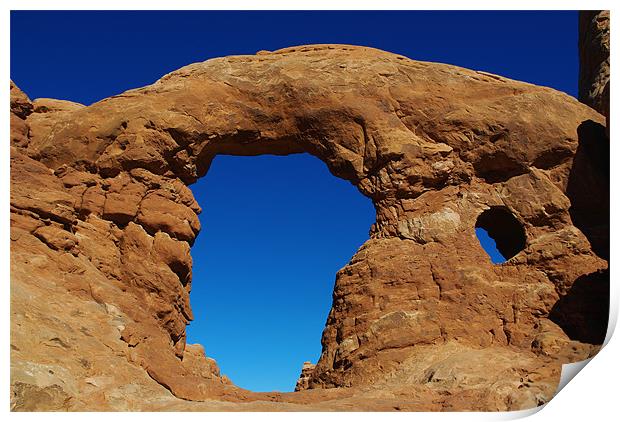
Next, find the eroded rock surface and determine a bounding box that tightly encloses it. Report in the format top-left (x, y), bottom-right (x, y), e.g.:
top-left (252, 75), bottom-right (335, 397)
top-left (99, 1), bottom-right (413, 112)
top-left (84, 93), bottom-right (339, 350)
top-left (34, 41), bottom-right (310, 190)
top-left (295, 362), bottom-right (316, 392)
top-left (10, 43), bottom-right (609, 411)
top-left (579, 10), bottom-right (610, 127)
top-left (576, 10), bottom-right (611, 263)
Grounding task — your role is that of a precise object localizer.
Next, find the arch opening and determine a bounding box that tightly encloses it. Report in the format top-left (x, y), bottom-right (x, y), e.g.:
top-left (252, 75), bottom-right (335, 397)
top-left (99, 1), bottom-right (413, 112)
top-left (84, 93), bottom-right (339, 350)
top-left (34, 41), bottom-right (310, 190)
top-left (475, 207), bottom-right (526, 263)
top-left (185, 153), bottom-right (375, 392)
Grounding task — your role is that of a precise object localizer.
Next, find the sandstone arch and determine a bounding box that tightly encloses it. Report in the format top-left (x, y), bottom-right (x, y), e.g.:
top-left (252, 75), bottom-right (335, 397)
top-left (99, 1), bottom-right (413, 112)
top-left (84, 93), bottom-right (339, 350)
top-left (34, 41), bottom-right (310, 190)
top-left (10, 44), bottom-right (609, 411)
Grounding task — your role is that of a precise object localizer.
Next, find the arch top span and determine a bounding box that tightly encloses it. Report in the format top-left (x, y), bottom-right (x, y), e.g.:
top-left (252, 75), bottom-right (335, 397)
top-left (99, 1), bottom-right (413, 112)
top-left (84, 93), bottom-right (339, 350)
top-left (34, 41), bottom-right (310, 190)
top-left (25, 44), bottom-right (600, 198)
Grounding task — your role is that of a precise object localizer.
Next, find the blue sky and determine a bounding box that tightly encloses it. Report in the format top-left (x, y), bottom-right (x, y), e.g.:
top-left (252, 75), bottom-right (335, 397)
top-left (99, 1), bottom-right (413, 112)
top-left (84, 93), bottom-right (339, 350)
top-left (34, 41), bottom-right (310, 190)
top-left (11, 10), bottom-right (575, 391)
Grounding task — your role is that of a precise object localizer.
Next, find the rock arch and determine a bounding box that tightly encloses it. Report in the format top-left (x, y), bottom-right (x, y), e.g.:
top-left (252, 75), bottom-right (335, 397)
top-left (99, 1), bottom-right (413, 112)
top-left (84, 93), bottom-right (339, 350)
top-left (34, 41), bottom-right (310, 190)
top-left (10, 45), bottom-right (609, 410)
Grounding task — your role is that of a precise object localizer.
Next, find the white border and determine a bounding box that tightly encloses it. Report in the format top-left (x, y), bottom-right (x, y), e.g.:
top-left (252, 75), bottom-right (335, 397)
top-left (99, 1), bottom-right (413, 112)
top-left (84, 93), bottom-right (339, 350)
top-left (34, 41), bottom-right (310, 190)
top-left (1, 1), bottom-right (616, 10)
top-left (3, 1), bottom-right (618, 421)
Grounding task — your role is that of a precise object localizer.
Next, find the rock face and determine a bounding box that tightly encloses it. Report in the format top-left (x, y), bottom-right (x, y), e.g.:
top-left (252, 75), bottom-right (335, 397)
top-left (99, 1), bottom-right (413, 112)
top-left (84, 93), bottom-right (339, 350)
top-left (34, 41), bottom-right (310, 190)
top-left (10, 43), bottom-right (609, 411)
top-left (576, 10), bottom-right (610, 264)
top-left (579, 10), bottom-right (610, 127)
top-left (295, 362), bottom-right (316, 392)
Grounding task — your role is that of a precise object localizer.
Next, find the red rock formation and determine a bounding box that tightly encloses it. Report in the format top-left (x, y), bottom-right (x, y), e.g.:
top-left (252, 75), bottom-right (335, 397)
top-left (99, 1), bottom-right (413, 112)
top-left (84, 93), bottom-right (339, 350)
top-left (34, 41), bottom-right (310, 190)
top-left (10, 44), bottom-right (609, 411)
top-left (295, 362), bottom-right (316, 392)
top-left (579, 10), bottom-right (610, 127)
top-left (576, 10), bottom-right (610, 263)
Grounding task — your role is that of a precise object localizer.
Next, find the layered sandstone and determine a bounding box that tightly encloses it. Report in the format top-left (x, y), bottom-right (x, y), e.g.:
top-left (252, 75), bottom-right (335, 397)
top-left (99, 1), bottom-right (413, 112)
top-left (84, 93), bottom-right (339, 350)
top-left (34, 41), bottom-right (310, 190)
top-left (10, 43), bottom-right (609, 411)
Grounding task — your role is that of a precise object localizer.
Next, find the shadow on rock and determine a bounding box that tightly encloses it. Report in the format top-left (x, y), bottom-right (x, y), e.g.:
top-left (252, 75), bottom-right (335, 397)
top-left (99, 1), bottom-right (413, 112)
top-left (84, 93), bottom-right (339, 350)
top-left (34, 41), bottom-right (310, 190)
top-left (566, 119), bottom-right (609, 260)
top-left (549, 268), bottom-right (609, 345)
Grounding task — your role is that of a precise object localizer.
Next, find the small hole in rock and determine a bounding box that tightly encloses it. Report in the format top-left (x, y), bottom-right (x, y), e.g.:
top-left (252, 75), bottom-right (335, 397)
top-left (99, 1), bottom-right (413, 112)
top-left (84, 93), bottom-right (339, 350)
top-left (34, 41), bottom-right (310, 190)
top-left (475, 207), bottom-right (526, 263)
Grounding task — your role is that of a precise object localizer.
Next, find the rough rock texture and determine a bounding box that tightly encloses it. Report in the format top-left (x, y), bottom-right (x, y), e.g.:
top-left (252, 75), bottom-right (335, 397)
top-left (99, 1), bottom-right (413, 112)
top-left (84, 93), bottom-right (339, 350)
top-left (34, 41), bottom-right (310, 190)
top-left (576, 10), bottom-right (610, 270)
top-left (579, 10), bottom-right (610, 128)
top-left (295, 362), bottom-right (316, 392)
top-left (10, 43), bottom-right (609, 411)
